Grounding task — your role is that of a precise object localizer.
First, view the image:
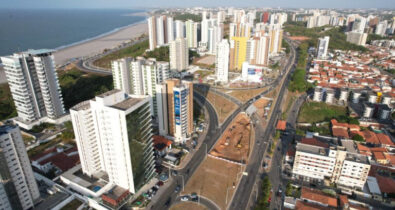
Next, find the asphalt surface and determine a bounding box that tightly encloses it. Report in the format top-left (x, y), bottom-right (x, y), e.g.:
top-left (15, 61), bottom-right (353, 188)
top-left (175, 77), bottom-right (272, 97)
top-left (173, 195), bottom-right (219, 210)
top-left (229, 38), bottom-right (297, 210)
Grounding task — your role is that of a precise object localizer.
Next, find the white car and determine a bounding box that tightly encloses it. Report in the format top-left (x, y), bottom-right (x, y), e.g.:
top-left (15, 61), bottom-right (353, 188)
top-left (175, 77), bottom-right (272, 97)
top-left (181, 196), bottom-right (189, 201)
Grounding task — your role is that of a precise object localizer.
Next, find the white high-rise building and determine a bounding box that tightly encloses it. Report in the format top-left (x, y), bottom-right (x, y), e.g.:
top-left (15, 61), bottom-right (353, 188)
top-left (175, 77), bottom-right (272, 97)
top-left (0, 49), bottom-right (66, 129)
top-left (167, 17), bottom-right (175, 43)
top-left (375, 21), bottom-right (388, 36)
top-left (215, 39), bottom-right (230, 83)
top-left (248, 35), bottom-right (270, 66)
top-left (346, 31), bottom-right (368, 46)
top-left (201, 19), bottom-right (209, 45)
top-left (70, 90), bottom-right (156, 193)
top-left (170, 38), bottom-right (189, 71)
top-left (186, 20), bottom-right (198, 48)
top-left (156, 16), bottom-right (165, 46)
top-left (175, 20), bottom-right (185, 38)
top-left (148, 16), bottom-right (157, 50)
top-left (316, 36), bottom-right (330, 59)
top-left (111, 57), bottom-right (170, 114)
top-left (0, 125), bottom-right (40, 210)
top-left (352, 17), bottom-right (366, 33)
top-left (208, 25), bottom-right (223, 54)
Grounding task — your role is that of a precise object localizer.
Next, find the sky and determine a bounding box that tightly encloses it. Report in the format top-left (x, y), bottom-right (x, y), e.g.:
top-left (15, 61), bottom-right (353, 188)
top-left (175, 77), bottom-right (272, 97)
top-left (0, 0), bottom-right (394, 9)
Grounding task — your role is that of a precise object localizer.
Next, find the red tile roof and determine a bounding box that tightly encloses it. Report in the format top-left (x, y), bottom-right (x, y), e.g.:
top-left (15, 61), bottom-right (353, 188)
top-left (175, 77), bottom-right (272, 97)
top-left (301, 138), bottom-right (329, 148)
top-left (276, 120), bottom-right (286, 131)
top-left (376, 175), bottom-right (395, 194)
top-left (153, 135), bottom-right (172, 152)
top-left (295, 200), bottom-right (331, 210)
top-left (301, 187), bottom-right (338, 208)
top-left (376, 133), bottom-right (394, 146)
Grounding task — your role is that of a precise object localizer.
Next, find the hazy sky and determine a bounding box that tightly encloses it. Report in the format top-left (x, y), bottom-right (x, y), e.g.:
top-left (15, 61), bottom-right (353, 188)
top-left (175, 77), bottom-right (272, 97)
top-left (1, 0), bottom-right (394, 9)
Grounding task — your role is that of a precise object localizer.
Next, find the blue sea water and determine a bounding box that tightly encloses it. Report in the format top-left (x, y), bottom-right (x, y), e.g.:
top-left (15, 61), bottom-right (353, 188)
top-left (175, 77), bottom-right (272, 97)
top-left (0, 9), bottom-right (146, 56)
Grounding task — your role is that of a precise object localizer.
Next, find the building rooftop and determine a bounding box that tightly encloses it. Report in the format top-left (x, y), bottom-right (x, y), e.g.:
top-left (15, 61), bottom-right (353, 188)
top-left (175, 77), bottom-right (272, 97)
top-left (301, 138), bottom-right (329, 148)
top-left (296, 143), bottom-right (329, 156)
top-left (301, 187), bottom-right (338, 208)
top-left (341, 140), bottom-right (358, 154)
top-left (24, 49), bottom-right (54, 55)
top-left (276, 120), bottom-right (286, 131)
top-left (96, 89), bottom-right (122, 98)
top-left (345, 152), bottom-right (369, 164)
top-left (71, 100), bottom-right (91, 111)
top-left (111, 97), bottom-right (145, 111)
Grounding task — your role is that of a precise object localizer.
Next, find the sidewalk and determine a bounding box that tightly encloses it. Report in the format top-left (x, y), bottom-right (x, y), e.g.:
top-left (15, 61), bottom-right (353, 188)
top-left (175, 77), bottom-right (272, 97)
top-left (173, 103), bottom-right (210, 170)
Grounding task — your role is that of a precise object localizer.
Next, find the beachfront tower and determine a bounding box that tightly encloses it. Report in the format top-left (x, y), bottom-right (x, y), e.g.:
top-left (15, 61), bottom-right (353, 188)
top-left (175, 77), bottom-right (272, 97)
top-left (0, 49), bottom-right (66, 129)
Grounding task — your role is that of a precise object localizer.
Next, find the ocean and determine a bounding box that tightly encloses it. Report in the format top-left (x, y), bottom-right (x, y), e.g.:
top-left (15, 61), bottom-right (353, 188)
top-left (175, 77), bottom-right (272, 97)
top-left (0, 9), bottom-right (146, 56)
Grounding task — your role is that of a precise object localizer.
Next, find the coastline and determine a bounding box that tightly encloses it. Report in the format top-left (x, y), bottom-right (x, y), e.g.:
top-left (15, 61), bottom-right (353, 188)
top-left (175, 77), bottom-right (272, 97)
top-left (53, 19), bottom-right (148, 66)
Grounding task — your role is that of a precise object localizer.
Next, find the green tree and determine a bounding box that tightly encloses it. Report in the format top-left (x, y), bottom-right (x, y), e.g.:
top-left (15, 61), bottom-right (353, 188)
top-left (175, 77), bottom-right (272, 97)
top-left (352, 134), bottom-right (364, 142)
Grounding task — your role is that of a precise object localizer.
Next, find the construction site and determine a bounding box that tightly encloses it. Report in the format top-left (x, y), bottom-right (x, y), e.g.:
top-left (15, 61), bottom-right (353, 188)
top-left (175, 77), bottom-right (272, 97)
top-left (209, 113), bottom-right (253, 163)
top-left (181, 113), bottom-right (254, 209)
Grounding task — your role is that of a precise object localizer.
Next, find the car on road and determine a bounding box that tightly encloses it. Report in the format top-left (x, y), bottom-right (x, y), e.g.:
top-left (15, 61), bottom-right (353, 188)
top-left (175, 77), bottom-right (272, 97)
top-left (181, 196), bottom-right (190, 201)
top-left (175, 185), bottom-right (181, 193)
top-left (165, 198), bottom-right (171, 207)
top-left (277, 187), bottom-right (283, 196)
top-left (190, 193), bottom-right (198, 202)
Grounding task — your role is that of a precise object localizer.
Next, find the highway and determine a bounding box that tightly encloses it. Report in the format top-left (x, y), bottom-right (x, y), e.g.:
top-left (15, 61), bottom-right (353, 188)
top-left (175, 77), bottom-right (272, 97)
top-left (229, 38), bottom-right (297, 210)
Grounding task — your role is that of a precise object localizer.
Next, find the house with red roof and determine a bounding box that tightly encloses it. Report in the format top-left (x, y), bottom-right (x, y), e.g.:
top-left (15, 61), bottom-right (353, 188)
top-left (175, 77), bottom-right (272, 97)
top-left (31, 146), bottom-right (79, 175)
top-left (153, 135), bottom-right (173, 157)
top-left (276, 120), bottom-right (286, 131)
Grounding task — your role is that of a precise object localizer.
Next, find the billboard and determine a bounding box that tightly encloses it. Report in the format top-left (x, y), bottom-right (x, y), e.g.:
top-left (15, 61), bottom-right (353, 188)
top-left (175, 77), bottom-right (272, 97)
top-left (248, 68), bottom-right (255, 75)
top-left (174, 91), bottom-right (181, 125)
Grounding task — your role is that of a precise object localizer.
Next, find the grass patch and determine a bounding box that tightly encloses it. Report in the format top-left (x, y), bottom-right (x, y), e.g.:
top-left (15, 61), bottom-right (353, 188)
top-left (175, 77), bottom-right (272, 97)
top-left (284, 22), bottom-right (367, 52)
top-left (58, 68), bottom-right (113, 109)
top-left (30, 123), bottom-right (56, 133)
top-left (0, 83), bottom-right (17, 121)
top-left (298, 102), bottom-right (347, 123)
top-left (92, 40), bottom-right (149, 69)
top-left (255, 176), bottom-right (271, 210)
top-left (60, 199), bottom-right (83, 210)
top-left (194, 70), bottom-right (213, 79)
top-left (226, 87), bottom-right (268, 103)
top-left (28, 138), bottom-right (62, 158)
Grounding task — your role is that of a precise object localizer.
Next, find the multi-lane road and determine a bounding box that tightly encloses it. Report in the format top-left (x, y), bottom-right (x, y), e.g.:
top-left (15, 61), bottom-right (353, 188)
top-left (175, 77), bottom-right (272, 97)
top-left (149, 38), bottom-right (297, 210)
top-left (72, 34), bottom-right (298, 209)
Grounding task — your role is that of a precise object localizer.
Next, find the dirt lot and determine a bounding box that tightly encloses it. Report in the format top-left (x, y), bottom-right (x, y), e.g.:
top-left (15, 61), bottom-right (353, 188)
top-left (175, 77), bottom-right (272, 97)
top-left (224, 87), bottom-right (269, 102)
top-left (195, 87), bottom-right (238, 124)
top-left (210, 113), bottom-right (252, 163)
top-left (182, 156), bottom-right (242, 210)
top-left (170, 201), bottom-right (207, 210)
top-left (194, 55), bottom-right (216, 66)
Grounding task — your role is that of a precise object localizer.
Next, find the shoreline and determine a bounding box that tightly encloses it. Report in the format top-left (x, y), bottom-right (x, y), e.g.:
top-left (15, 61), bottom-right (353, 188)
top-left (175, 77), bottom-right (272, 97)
top-left (54, 18), bottom-right (148, 66)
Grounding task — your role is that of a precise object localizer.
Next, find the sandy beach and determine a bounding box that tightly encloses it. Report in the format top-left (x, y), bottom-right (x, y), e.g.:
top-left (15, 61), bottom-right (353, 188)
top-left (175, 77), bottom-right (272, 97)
top-left (53, 21), bottom-right (148, 66)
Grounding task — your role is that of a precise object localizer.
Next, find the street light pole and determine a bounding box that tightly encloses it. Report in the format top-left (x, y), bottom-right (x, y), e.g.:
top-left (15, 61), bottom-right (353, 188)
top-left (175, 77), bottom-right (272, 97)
top-left (226, 185), bottom-right (236, 204)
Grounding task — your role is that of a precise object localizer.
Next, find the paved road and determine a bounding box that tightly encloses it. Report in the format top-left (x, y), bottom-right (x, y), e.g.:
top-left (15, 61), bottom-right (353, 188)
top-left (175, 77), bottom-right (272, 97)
top-left (73, 38), bottom-right (148, 75)
top-left (229, 38), bottom-right (297, 210)
top-left (194, 84), bottom-right (243, 106)
top-left (173, 196), bottom-right (220, 210)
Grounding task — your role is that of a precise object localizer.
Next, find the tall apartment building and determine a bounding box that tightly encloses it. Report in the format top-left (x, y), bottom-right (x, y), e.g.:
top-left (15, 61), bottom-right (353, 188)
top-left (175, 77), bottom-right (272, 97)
top-left (346, 31), bottom-right (368, 46)
top-left (0, 49), bottom-right (66, 129)
top-left (70, 90), bottom-right (156, 193)
top-left (247, 35), bottom-right (270, 66)
top-left (111, 57), bottom-right (169, 115)
top-left (316, 36), bottom-right (330, 59)
top-left (292, 141), bottom-right (370, 190)
top-left (167, 17), bottom-right (175, 43)
top-left (352, 17), bottom-right (366, 33)
top-left (148, 16), bottom-right (157, 50)
top-left (148, 15), bottom-right (171, 50)
top-left (208, 25), bottom-right (223, 54)
top-left (156, 79), bottom-right (193, 143)
top-left (268, 26), bottom-right (283, 55)
top-left (186, 20), bottom-right (198, 48)
top-left (0, 125), bottom-right (40, 210)
top-left (175, 20), bottom-right (185, 38)
top-left (229, 36), bottom-right (248, 71)
top-left (215, 39), bottom-right (230, 83)
top-left (229, 22), bottom-right (252, 38)
top-left (170, 38), bottom-right (189, 71)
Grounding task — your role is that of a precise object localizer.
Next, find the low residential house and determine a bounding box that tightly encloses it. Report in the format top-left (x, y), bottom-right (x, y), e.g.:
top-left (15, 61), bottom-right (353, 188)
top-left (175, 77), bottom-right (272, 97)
top-left (300, 187), bottom-right (338, 209)
top-left (276, 120), bottom-right (287, 131)
top-left (153, 135), bottom-right (173, 157)
top-left (31, 146), bottom-right (80, 175)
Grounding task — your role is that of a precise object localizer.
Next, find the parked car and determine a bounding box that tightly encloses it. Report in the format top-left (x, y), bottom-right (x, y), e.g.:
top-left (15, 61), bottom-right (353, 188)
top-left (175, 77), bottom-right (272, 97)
top-left (181, 196), bottom-right (189, 201)
top-left (191, 193), bottom-right (198, 201)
